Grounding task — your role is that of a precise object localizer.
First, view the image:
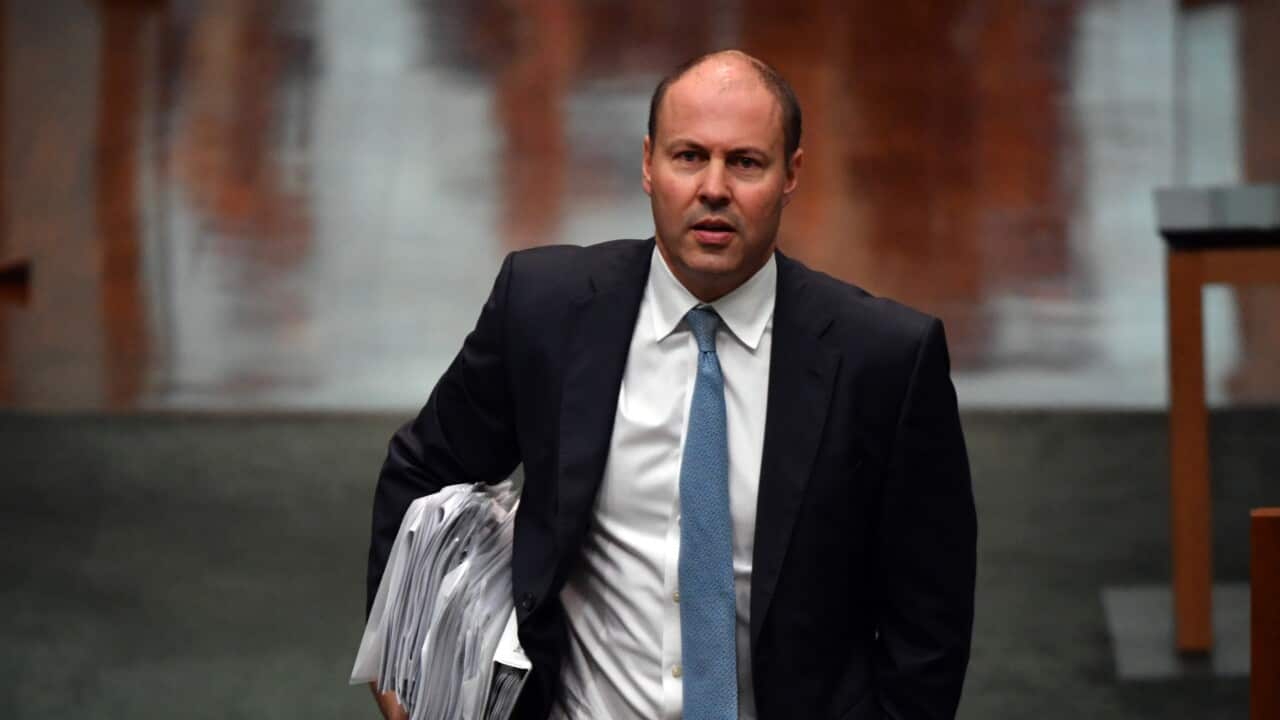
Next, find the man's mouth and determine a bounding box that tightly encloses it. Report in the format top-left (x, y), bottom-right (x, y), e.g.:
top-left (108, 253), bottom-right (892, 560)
top-left (691, 219), bottom-right (735, 245)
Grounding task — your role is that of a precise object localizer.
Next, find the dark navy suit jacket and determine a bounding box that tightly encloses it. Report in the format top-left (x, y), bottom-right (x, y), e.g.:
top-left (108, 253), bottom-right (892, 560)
top-left (367, 238), bottom-right (976, 719)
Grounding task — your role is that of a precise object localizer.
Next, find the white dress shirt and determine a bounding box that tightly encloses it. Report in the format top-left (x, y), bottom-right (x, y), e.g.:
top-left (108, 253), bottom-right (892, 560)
top-left (552, 246), bottom-right (775, 720)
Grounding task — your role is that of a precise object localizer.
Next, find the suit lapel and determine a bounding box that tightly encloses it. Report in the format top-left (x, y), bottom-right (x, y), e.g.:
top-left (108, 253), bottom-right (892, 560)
top-left (750, 252), bottom-right (839, 651)
top-left (553, 243), bottom-right (837, 652)
top-left (555, 240), bottom-right (654, 550)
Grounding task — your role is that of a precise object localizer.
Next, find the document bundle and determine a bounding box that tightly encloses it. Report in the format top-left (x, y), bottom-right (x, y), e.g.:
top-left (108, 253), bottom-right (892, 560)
top-left (351, 480), bottom-right (530, 720)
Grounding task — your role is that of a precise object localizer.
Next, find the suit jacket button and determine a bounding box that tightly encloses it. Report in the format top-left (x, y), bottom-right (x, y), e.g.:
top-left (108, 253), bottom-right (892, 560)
top-left (519, 593), bottom-right (535, 611)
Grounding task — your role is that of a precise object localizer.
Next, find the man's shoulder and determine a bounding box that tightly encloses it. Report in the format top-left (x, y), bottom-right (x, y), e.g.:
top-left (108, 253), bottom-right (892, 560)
top-left (500, 238), bottom-right (651, 311)
top-left (780, 253), bottom-right (937, 348)
top-left (507, 239), bottom-right (650, 277)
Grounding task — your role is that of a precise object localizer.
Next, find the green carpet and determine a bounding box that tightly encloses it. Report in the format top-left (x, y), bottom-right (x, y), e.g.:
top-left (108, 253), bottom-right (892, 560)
top-left (1, 410), bottom-right (1276, 718)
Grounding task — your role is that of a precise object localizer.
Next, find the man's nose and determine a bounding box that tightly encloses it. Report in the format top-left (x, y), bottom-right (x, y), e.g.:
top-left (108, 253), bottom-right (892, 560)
top-left (698, 160), bottom-right (730, 207)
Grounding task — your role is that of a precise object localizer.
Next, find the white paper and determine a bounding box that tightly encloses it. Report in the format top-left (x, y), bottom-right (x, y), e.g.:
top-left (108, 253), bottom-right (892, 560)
top-left (350, 480), bottom-right (525, 720)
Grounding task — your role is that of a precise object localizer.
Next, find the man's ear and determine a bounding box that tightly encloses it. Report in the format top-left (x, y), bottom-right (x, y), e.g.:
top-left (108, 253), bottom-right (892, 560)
top-left (642, 135), bottom-right (653, 196)
top-left (782, 147), bottom-right (803, 207)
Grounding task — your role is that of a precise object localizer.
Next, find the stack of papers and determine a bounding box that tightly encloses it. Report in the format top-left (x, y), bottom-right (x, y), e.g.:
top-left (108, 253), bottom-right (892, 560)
top-left (351, 481), bottom-right (530, 720)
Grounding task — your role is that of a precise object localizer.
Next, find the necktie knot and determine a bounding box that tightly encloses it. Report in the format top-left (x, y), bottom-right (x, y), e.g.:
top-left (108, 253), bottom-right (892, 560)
top-left (685, 307), bottom-right (721, 353)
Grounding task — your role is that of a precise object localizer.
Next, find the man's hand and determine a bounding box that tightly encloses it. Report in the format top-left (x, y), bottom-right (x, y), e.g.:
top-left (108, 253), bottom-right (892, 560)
top-left (369, 681), bottom-right (408, 720)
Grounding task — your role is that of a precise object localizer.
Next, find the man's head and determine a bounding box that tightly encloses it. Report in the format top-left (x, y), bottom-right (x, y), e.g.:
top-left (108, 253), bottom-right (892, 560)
top-left (647, 52), bottom-right (803, 168)
top-left (642, 50), bottom-right (804, 302)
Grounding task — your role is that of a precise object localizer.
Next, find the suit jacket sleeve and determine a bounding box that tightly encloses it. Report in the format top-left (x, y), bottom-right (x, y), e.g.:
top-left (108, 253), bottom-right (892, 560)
top-left (874, 318), bottom-right (977, 719)
top-left (365, 252), bottom-right (522, 614)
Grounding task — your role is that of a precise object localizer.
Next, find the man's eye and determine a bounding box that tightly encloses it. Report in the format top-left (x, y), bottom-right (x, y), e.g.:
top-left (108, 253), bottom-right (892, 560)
top-left (732, 157), bottom-right (760, 169)
top-left (675, 151), bottom-right (700, 162)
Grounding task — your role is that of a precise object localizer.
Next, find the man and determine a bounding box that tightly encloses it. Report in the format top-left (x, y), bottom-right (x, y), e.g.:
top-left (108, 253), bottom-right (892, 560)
top-left (367, 50), bottom-right (976, 720)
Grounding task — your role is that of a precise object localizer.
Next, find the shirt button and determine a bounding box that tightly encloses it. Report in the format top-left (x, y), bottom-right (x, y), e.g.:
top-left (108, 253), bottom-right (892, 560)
top-left (672, 665), bottom-right (683, 678)
top-left (672, 590), bottom-right (680, 603)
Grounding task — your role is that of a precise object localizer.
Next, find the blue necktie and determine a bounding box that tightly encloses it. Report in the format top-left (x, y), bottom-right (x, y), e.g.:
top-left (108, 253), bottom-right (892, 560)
top-left (679, 307), bottom-right (738, 720)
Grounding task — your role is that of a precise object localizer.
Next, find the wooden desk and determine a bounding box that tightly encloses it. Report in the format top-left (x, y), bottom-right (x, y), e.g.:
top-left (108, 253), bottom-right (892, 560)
top-left (1158, 185), bottom-right (1280, 652)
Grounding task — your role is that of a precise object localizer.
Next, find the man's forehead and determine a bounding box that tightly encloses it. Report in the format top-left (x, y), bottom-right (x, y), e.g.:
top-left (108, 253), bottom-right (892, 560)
top-left (689, 55), bottom-right (759, 89)
top-left (659, 61), bottom-right (783, 146)
top-left (672, 55), bottom-right (767, 99)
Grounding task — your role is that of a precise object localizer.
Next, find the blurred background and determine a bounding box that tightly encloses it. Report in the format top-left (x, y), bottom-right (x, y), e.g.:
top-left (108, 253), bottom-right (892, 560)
top-left (1, 0), bottom-right (1278, 717)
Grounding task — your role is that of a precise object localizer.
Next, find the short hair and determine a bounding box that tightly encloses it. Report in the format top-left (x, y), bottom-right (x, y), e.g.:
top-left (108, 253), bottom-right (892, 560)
top-left (646, 50), bottom-right (803, 162)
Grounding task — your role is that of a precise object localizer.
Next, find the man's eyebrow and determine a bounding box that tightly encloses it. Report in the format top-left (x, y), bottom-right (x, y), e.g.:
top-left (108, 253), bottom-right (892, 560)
top-left (663, 137), bottom-right (705, 151)
top-left (663, 138), bottom-right (770, 157)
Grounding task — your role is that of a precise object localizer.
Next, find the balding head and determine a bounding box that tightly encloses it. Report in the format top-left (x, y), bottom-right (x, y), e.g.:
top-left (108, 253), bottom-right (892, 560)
top-left (647, 50), bottom-right (802, 164)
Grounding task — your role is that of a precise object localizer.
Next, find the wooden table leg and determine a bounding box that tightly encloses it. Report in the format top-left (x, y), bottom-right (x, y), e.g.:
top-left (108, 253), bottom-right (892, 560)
top-left (1167, 250), bottom-right (1213, 652)
top-left (1253, 509), bottom-right (1280, 720)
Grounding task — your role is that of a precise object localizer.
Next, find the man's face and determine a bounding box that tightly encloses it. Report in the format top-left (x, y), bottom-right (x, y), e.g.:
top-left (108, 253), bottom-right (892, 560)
top-left (643, 60), bottom-right (802, 301)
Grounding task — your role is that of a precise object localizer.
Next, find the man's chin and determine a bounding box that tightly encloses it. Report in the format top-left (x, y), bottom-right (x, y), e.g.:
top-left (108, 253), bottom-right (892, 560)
top-left (685, 234), bottom-right (738, 257)
top-left (683, 253), bottom-right (740, 279)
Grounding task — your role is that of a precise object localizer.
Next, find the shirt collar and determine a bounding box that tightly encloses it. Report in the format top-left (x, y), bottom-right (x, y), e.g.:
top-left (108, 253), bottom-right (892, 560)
top-left (648, 245), bottom-right (777, 351)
